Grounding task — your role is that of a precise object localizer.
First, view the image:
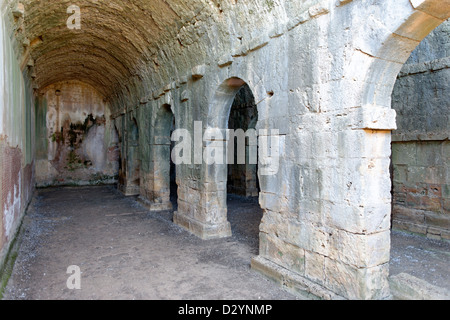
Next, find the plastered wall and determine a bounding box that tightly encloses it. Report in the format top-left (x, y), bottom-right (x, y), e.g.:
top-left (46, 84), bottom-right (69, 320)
top-left (35, 80), bottom-right (119, 187)
top-left (0, 2), bottom-right (34, 271)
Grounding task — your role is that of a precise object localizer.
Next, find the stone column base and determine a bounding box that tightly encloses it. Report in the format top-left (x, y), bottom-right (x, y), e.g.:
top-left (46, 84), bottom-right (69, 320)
top-left (138, 197), bottom-right (173, 212)
top-left (173, 211), bottom-right (232, 240)
top-left (118, 184), bottom-right (140, 196)
top-left (251, 256), bottom-right (345, 300)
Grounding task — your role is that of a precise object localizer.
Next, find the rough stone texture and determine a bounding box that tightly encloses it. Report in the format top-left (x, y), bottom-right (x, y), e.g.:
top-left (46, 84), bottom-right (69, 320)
top-left (35, 80), bottom-right (119, 187)
top-left (0, 1), bottom-right (35, 274)
top-left (1, 0), bottom-right (449, 300)
top-left (391, 20), bottom-right (449, 240)
top-left (390, 273), bottom-right (450, 300)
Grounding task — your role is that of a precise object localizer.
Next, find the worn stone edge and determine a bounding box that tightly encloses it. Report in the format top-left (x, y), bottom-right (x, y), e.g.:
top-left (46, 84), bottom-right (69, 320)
top-left (251, 255), bottom-right (346, 300)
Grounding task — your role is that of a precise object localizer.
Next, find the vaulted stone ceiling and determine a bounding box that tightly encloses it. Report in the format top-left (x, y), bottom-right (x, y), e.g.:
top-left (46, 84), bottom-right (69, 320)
top-left (22, 0), bottom-right (215, 97)
top-left (18, 0), bottom-right (316, 106)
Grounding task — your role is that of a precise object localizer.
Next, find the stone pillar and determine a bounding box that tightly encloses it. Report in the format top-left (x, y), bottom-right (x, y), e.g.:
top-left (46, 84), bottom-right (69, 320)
top-left (140, 136), bottom-right (173, 211)
top-left (139, 104), bottom-right (174, 211)
top-left (173, 134), bottom-right (232, 240)
top-left (252, 105), bottom-right (397, 300)
top-left (119, 116), bottom-right (140, 196)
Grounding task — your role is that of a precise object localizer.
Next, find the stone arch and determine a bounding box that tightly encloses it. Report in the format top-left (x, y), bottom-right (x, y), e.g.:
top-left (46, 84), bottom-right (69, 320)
top-left (174, 77), bottom-right (263, 240)
top-left (199, 77), bottom-right (261, 240)
top-left (209, 77), bottom-right (258, 225)
top-left (227, 83), bottom-right (260, 197)
top-left (113, 121), bottom-right (123, 182)
top-left (144, 104), bottom-right (175, 211)
top-left (251, 0), bottom-right (450, 301)
top-left (333, 0), bottom-right (450, 299)
top-left (126, 116), bottom-right (141, 196)
top-left (207, 77), bottom-right (248, 129)
top-left (350, 1), bottom-right (449, 239)
top-left (360, 0), bottom-right (449, 108)
top-left (388, 21), bottom-right (450, 293)
top-left (118, 115), bottom-right (140, 196)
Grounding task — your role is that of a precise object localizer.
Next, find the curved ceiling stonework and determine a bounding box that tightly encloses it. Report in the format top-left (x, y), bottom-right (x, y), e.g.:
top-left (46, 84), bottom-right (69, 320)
top-left (19, 0), bottom-right (290, 107)
top-left (22, 0), bottom-right (212, 97)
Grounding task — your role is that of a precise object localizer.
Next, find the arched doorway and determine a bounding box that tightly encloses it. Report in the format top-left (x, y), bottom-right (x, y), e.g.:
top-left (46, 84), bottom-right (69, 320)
top-left (227, 83), bottom-right (260, 198)
top-left (349, 0), bottom-right (449, 299)
top-left (174, 77), bottom-right (265, 240)
top-left (129, 117), bottom-right (141, 191)
top-left (226, 83), bottom-right (262, 249)
top-left (148, 104), bottom-right (175, 211)
top-left (388, 19), bottom-right (450, 294)
top-left (119, 116), bottom-right (140, 196)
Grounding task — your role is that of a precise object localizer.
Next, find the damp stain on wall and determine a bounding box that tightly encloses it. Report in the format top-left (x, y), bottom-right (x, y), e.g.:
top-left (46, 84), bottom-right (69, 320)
top-left (35, 81), bottom-right (119, 187)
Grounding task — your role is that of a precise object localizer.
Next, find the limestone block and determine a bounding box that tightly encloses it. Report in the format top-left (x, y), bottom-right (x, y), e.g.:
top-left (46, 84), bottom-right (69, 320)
top-left (409, 0), bottom-right (450, 20)
top-left (163, 83), bottom-right (172, 92)
top-left (304, 250), bottom-right (326, 285)
top-left (294, 221), bottom-right (331, 257)
top-left (392, 219), bottom-right (428, 235)
top-left (269, 22), bottom-right (286, 38)
top-left (251, 255), bottom-right (345, 300)
top-left (164, 91), bottom-right (172, 105)
top-left (173, 211), bottom-right (232, 240)
top-left (286, 11), bottom-right (309, 31)
top-left (357, 105), bottom-right (397, 131)
top-left (218, 55), bottom-right (233, 67)
top-left (387, 34), bottom-right (423, 63)
top-left (152, 91), bottom-right (160, 100)
top-left (259, 233), bottom-right (306, 276)
top-left (324, 258), bottom-right (390, 300)
top-left (425, 211), bottom-right (450, 230)
top-left (179, 76), bottom-right (188, 85)
top-left (394, 10), bottom-right (442, 41)
top-left (327, 201), bottom-right (392, 234)
top-left (389, 273), bottom-right (450, 300)
top-left (308, 1), bottom-right (329, 19)
top-left (247, 34), bottom-right (270, 52)
top-left (393, 206), bottom-right (426, 225)
top-left (329, 229), bottom-right (391, 268)
top-left (392, 142), bottom-right (417, 166)
top-left (181, 90), bottom-right (189, 102)
top-left (192, 64), bottom-right (206, 80)
top-left (259, 192), bottom-right (282, 213)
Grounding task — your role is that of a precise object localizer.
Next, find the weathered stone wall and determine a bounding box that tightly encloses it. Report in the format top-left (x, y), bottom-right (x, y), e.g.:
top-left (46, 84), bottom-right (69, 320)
top-left (0, 0), bottom-right (35, 272)
top-left (35, 80), bottom-right (119, 187)
top-left (116, 114), bottom-right (141, 197)
top-left (108, 0), bottom-right (449, 300)
top-left (391, 20), bottom-right (450, 240)
top-left (4, 0), bottom-right (448, 300)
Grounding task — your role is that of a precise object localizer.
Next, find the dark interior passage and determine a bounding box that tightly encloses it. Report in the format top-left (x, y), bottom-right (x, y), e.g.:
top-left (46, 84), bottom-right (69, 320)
top-left (227, 83), bottom-right (260, 198)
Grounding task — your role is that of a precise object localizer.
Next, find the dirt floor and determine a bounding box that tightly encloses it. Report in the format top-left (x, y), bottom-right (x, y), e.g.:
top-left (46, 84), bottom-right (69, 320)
top-left (2, 186), bottom-right (449, 300)
top-left (389, 229), bottom-right (450, 291)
